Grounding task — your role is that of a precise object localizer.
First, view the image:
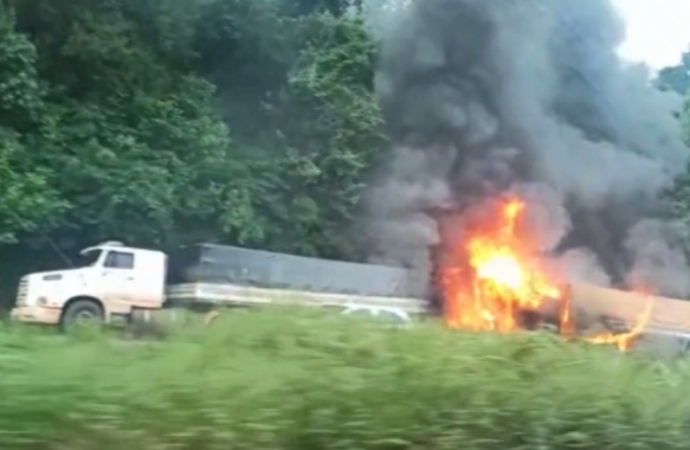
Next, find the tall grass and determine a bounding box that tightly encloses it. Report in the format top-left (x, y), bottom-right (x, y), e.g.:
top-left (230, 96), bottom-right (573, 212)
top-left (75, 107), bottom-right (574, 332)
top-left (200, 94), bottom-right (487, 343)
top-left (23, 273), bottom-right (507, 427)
top-left (0, 308), bottom-right (688, 449)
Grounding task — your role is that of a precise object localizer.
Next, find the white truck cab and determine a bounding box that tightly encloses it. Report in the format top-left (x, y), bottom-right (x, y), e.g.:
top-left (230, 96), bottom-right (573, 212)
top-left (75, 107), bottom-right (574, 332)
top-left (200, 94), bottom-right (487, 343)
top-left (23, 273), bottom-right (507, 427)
top-left (10, 241), bottom-right (167, 330)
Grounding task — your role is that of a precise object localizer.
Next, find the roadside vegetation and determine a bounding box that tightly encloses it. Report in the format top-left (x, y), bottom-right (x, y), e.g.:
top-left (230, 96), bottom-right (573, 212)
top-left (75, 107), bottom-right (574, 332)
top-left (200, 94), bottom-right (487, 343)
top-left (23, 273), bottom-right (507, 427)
top-left (0, 309), bottom-right (688, 449)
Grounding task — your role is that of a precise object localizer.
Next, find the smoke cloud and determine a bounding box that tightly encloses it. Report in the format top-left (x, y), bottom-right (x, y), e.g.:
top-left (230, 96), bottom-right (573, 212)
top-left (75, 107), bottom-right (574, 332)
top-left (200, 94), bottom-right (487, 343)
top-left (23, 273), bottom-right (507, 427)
top-left (364, 0), bottom-right (690, 297)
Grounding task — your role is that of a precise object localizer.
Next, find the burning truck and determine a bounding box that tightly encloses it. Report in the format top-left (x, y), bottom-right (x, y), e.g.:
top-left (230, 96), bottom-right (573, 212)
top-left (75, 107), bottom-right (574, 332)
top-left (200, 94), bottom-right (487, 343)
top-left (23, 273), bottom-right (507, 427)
top-left (430, 196), bottom-right (660, 351)
top-left (363, 0), bottom-right (690, 354)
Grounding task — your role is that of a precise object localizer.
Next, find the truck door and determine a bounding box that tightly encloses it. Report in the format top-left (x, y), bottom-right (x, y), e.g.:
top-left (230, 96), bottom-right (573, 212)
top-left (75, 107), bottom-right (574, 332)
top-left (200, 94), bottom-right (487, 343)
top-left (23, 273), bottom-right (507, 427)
top-left (102, 250), bottom-right (138, 303)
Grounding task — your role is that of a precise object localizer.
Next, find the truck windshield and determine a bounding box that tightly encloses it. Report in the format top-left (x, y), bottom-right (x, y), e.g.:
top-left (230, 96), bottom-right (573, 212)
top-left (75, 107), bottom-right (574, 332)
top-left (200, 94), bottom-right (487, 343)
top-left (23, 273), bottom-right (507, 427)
top-left (77, 250), bottom-right (102, 267)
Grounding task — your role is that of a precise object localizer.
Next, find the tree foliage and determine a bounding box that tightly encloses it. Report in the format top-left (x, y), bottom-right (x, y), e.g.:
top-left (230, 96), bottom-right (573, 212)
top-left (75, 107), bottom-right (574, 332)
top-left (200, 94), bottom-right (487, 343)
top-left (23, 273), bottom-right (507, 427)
top-left (0, 0), bottom-right (385, 300)
top-left (656, 50), bottom-right (690, 96)
top-left (0, 10), bottom-right (66, 244)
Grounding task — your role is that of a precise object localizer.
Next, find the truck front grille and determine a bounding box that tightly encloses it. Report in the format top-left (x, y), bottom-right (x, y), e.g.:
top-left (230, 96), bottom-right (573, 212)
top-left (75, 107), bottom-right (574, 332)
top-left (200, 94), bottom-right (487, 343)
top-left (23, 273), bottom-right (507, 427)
top-left (16, 279), bottom-right (27, 306)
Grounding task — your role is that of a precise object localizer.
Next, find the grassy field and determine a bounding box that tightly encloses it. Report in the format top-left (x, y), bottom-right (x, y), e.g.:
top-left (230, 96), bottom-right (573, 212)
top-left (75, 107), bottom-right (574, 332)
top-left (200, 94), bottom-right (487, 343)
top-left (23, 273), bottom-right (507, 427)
top-left (0, 309), bottom-right (689, 449)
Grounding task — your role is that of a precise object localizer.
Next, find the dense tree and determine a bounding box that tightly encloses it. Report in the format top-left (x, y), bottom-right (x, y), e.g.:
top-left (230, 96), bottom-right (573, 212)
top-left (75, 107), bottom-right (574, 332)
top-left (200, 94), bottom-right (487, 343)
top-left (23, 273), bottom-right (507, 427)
top-left (0, 10), bottom-right (66, 244)
top-left (0, 0), bottom-right (386, 304)
top-left (265, 13), bottom-right (386, 257)
top-left (183, 1), bottom-right (386, 257)
top-left (657, 50), bottom-right (690, 96)
top-left (5, 0), bottom-right (241, 250)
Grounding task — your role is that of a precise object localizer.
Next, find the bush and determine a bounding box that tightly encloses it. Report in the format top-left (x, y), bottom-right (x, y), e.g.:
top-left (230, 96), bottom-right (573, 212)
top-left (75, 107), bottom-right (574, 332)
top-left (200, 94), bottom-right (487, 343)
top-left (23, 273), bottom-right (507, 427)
top-left (0, 308), bottom-right (688, 449)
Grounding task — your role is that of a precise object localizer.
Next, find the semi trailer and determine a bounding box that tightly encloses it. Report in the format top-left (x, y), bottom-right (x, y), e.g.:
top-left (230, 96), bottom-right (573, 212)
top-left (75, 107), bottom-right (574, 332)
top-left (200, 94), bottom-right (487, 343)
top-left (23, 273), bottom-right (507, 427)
top-left (10, 241), bottom-right (428, 330)
top-left (11, 239), bottom-right (690, 354)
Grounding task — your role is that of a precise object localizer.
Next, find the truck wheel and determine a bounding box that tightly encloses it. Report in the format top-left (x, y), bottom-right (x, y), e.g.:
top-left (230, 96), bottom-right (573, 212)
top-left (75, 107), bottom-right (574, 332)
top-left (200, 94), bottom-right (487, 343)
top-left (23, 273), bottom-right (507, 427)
top-left (60, 300), bottom-right (104, 333)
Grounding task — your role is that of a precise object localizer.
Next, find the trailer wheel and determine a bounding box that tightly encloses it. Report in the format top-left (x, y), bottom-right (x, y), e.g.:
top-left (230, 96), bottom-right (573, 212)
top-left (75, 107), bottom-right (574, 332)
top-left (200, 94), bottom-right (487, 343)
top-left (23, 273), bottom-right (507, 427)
top-left (60, 299), bottom-right (105, 333)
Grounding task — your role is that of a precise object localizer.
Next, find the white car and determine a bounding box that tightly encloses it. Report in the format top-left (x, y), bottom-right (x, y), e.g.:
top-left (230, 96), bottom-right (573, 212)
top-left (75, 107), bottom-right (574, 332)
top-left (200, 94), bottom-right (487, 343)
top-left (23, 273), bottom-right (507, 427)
top-left (340, 303), bottom-right (412, 328)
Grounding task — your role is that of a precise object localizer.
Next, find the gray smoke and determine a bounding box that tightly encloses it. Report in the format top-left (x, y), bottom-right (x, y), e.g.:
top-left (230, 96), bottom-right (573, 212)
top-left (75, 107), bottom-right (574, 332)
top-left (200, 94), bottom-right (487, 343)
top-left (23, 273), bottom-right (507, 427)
top-left (364, 0), bottom-right (690, 297)
top-left (624, 219), bottom-right (690, 297)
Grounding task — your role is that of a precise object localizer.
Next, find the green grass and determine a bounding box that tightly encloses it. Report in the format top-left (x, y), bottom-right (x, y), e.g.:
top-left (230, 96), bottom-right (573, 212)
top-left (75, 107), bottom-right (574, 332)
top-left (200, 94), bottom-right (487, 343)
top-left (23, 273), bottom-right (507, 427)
top-left (0, 309), bottom-right (688, 449)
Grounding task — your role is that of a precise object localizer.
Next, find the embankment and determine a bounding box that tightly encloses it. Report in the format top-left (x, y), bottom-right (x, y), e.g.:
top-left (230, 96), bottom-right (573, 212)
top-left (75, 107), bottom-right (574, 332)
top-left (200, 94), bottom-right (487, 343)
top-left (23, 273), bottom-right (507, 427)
top-left (0, 310), bottom-right (687, 449)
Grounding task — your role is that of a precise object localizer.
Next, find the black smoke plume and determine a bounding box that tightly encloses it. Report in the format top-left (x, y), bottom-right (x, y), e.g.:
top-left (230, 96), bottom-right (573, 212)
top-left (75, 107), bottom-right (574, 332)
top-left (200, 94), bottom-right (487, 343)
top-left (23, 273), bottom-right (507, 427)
top-left (364, 0), bottom-right (690, 298)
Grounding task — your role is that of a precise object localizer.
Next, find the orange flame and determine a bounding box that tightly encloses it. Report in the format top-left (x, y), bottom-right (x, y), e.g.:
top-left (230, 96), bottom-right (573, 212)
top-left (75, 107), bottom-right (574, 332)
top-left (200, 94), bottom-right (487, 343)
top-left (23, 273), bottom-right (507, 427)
top-left (586, 294), bottom-right (653, 351)
top-left (442, 197), bottom-right (561, 332)
top-left (440, 195), bottom-right (649, 352)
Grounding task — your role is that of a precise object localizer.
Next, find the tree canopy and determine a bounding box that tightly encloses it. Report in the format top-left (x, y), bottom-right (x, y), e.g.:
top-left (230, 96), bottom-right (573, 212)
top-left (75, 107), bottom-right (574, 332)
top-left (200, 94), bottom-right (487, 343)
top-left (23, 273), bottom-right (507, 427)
top-left (657, 50), bottom-right (690, 96)
top-left (0, 0), bottom-right (385, 298)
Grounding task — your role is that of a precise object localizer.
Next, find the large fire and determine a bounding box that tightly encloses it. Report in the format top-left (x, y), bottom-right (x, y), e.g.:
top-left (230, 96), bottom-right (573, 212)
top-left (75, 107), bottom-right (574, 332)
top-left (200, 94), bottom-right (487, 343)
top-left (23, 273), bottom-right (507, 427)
top-left (440, 195), bottom-right (651, 350)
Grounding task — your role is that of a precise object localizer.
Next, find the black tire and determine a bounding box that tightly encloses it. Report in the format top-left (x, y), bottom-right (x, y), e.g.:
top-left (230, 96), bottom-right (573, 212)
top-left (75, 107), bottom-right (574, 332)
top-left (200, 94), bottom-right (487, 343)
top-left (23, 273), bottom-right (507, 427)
top-left (60, 299), bottom-right (105, 333)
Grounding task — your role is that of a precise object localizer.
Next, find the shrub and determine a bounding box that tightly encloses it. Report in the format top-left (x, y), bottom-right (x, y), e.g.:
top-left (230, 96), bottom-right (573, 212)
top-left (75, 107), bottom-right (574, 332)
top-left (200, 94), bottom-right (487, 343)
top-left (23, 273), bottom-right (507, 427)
top-left (0, 308), bottom-right (687, 449)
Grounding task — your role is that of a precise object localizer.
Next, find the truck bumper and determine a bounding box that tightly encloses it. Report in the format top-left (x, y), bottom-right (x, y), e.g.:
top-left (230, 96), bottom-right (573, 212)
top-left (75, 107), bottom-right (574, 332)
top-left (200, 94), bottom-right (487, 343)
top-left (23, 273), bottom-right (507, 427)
top-left (10, 306), bottom-right (61, 324)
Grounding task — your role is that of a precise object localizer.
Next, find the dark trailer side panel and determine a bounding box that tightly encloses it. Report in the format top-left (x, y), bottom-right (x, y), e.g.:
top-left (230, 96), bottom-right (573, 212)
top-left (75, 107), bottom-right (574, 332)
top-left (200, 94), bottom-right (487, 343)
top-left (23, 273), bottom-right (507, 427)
top-left (166, 244), bottom-right (424, 298)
